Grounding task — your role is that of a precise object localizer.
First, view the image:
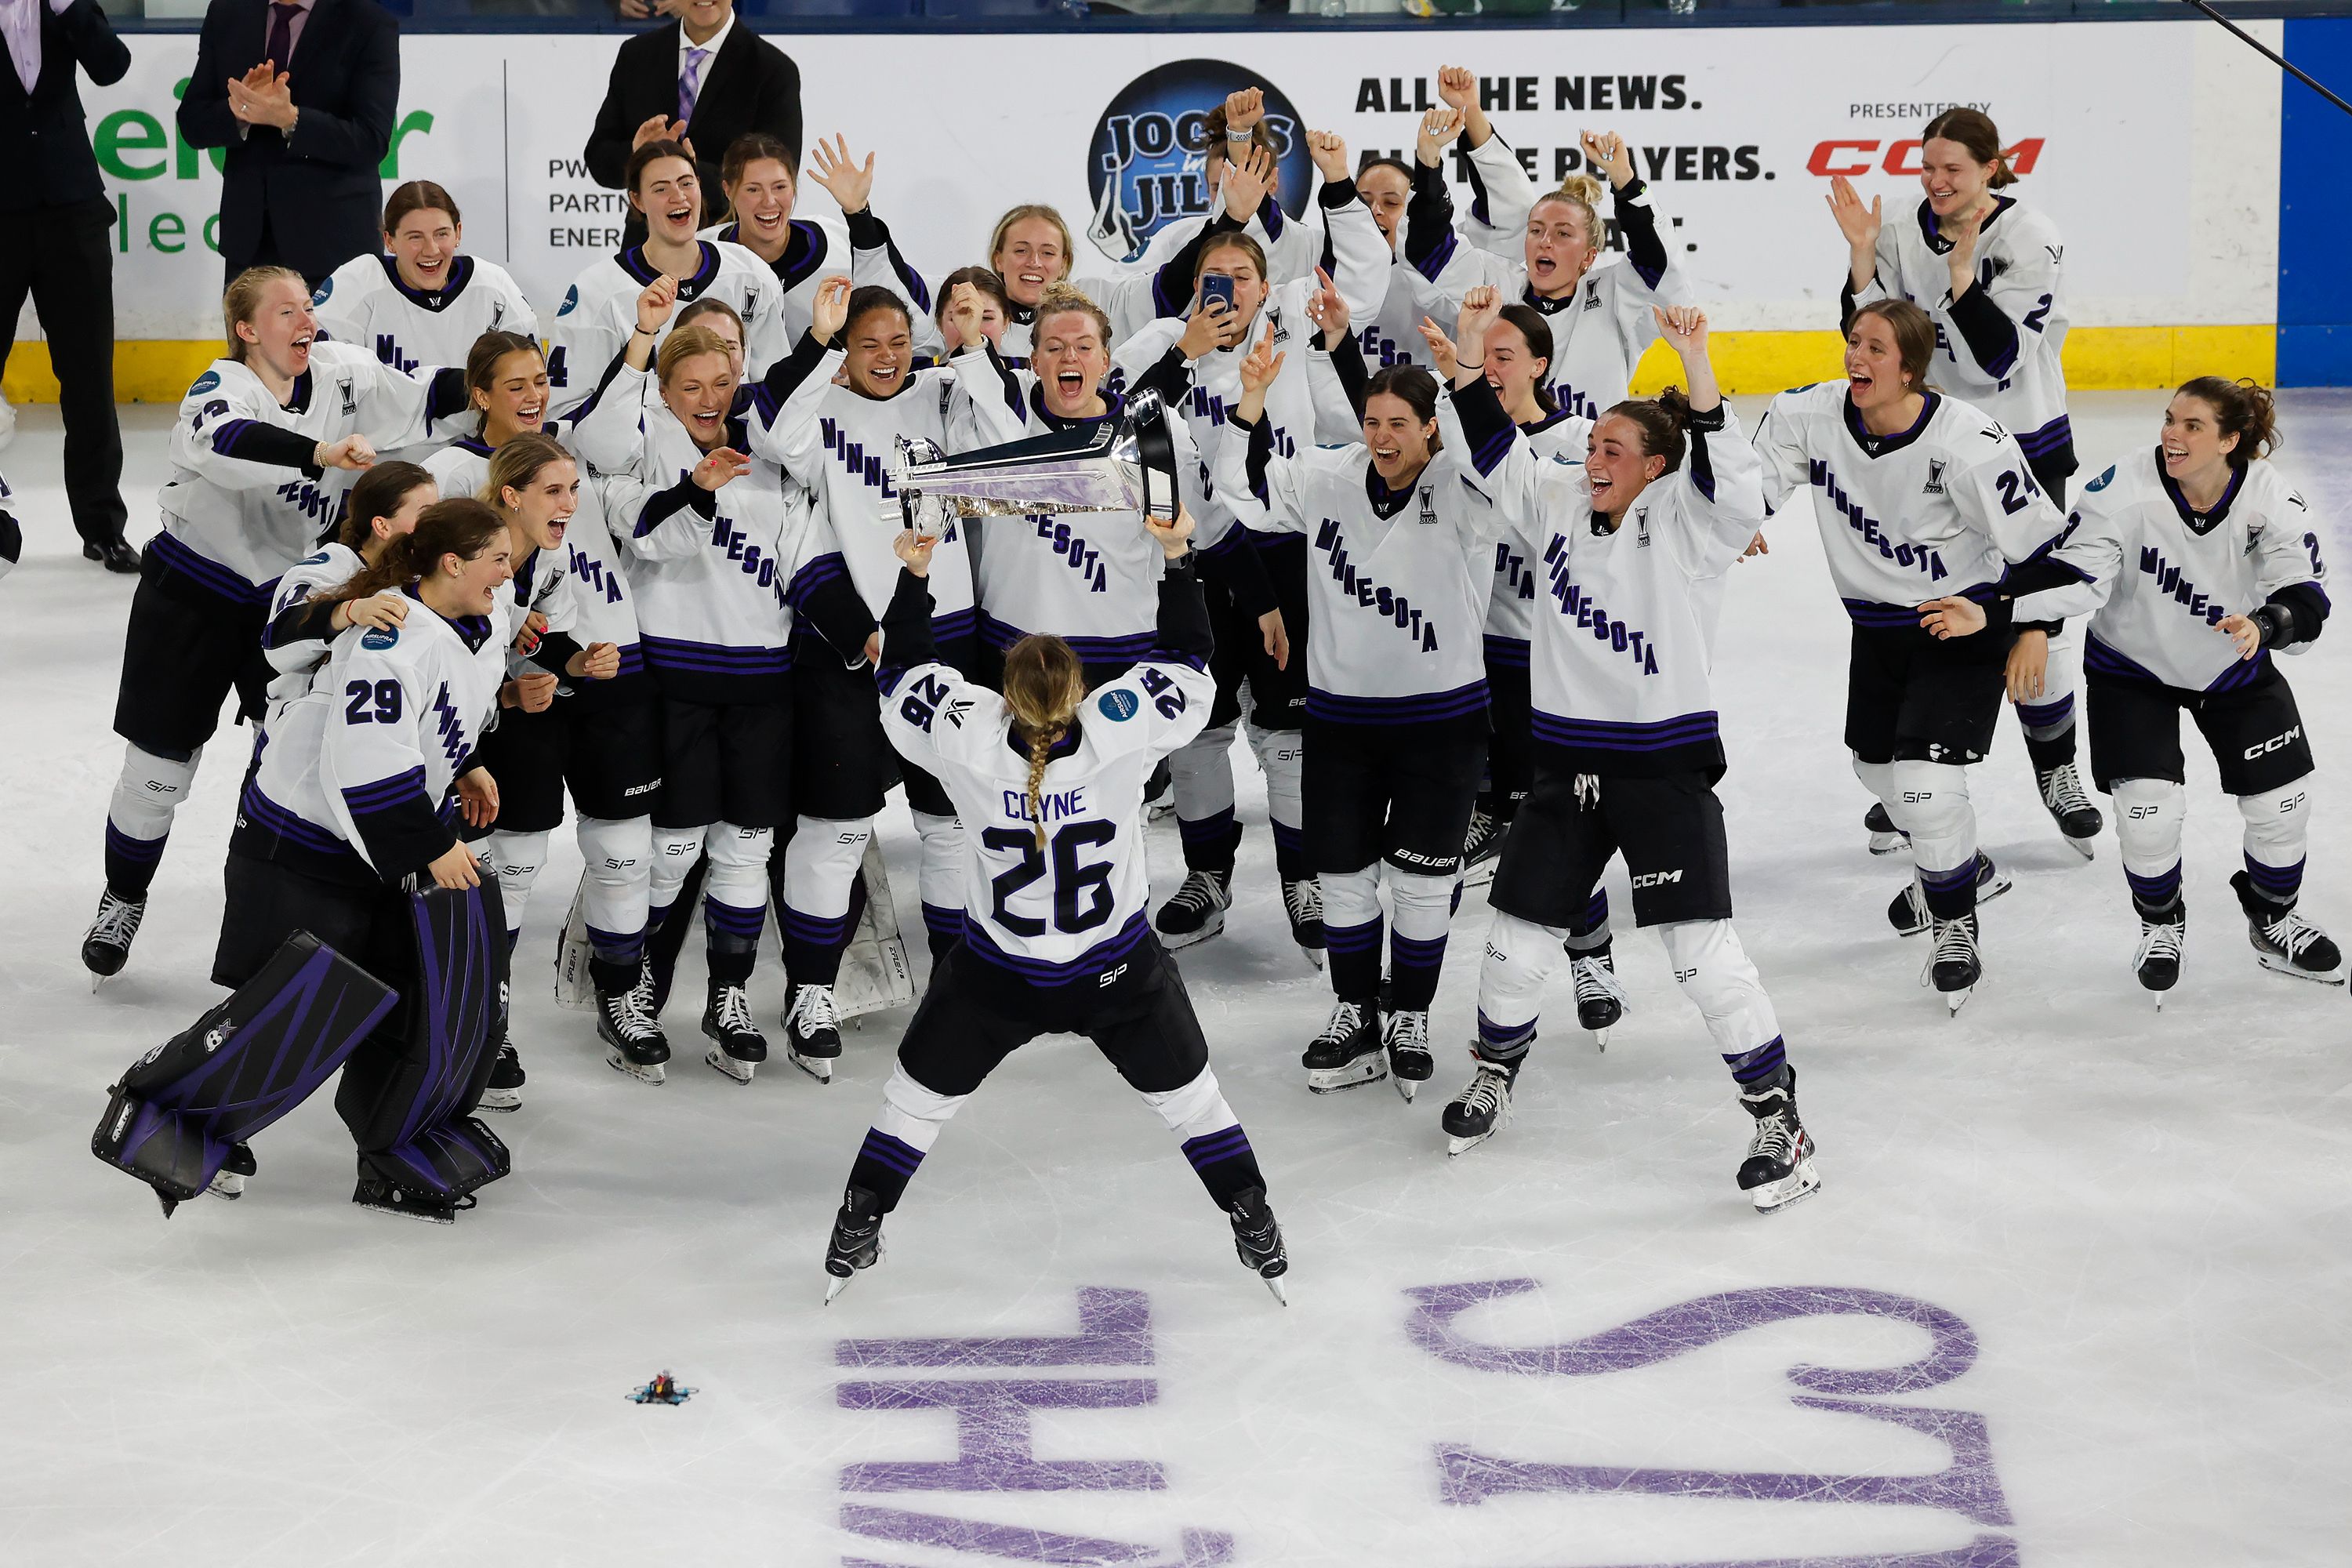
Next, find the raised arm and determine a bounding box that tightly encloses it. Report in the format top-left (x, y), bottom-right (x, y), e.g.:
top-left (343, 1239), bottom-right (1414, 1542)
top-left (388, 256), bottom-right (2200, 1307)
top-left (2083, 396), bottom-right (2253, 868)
top-left (1213, 329), bottom-right (1306, 536)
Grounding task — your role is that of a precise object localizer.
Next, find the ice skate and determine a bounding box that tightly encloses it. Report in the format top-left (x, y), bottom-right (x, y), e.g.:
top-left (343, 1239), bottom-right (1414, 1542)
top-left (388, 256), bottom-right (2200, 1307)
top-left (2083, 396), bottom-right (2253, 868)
top-left (352, 1163), bottom-right (473, 1225)
top-left (1459, 807), bottom-right (1504, 887)
top-left (1737, 1068), bottom-right (1820, 1214)
top-left (1302, 996), bottom-right (1385, 1094)
top-left (1227, 1185), bottom-right (1289, 1305)
top-left (2036, 761), bottom-right (2103, 858)
top-left (1887, 853), bottom-right (2011, 937)
top-left (1922, 913), bottom-right (1981, 1013)
top-left (1153, 868), bottom-right (1231, 950)
top-left (2234, 871), bottom-right (2347, 985)
top-left (597, 966), bottom-right (670, 1085)
top-left (1441, 1051), bottom-right (1519, 1156)
top-left (1863, 801), bottom-right (1908, 856)
top-left (2132, 899), bottom-right (2186, 1007)
top-left (1281, 877), bottom-right (1326, 970)
top-left (702, 981), bottom-right (767, 1083)
top-left (1570, 942), bottom-right (1626, 1050)
top-left (822, 1185), bottom-right (885, 1303)
top-left (81, 889), bottom-right (146, 988)
top-left (208, 1142), bottom-right (256, 1200)
top-left (782, 982), bottom-right (842, 1083)
top-left (1383, 1008), bottom-right (1434, 1102)
top-left (478, 1040), bottom-right (525, 1112)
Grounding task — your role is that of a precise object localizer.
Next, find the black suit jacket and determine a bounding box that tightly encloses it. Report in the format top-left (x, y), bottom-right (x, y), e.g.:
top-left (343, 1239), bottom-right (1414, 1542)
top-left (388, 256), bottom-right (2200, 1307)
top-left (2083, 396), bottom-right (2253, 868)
top-left (176, 0), bottom-right (400, 279)
top-left (0, 0), bottom-right (131, 212)
top-left (584, 20), bottom-right (799, 230)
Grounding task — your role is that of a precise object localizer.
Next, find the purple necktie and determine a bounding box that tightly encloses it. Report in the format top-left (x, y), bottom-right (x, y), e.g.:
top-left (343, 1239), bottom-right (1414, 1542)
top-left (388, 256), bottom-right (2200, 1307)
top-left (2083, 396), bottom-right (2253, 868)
top-left (678, 45), bottom-right (709, 126)
top-left (266, 2), bottom-right (300, 70)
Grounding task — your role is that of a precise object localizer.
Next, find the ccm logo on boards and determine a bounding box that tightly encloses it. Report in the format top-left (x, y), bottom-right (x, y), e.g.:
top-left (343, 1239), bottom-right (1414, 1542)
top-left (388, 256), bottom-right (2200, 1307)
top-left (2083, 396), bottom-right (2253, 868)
top-left (1806, 139), bottom-right (2045, 177)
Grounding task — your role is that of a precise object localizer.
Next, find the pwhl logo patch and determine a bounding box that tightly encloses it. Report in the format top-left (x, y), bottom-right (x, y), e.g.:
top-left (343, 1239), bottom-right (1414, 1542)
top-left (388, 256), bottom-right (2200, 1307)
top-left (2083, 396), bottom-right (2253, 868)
top-left (1087, 61), bottom-right (1310, 263)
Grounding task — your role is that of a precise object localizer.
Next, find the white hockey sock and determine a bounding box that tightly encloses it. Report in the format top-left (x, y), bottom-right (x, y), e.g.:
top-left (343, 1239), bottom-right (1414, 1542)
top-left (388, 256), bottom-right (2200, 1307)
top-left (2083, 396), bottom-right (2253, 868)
top-left (1248, 723), bottom-right (1307, 874)
top-left (1170, 723), bottom-right (1239, 847)
top-left (1887, 758), bottom-right (1976, 884)
top-left (2111, 777), bottom-right (2186, 908)
top-left (1477, 910), bottom-right (1566, 1058)
top-left (1320, 865), bottom-right (1384, 1000)
top-left (1659, 919), bottom-right (1784, 1062)
top-left (2017, 624), bottom-right (2082, 741)
top-left (875, 1062), bottom-right (970, 1155)
top-left (911, 809), bottom-right (966, 946)
top-left (1136, 1065), bottom-right (1240, 1139)
top-left (2239, 779), bottom-right (2314, 906)
top-left (484, 829), bottom-right (552, 942)
top-left (104, 742), bottom-right (203, 895)
top-left (1387, 868), bottom-right (1456, 1012)
top-left (577, 815), bottom-right (653, 960)
top-left (648, 826), bottom-right (707, 919)
top-left (782, 815), bottom-right (873, 983)
top-left (1852, 754), bottom-right (1897, 811)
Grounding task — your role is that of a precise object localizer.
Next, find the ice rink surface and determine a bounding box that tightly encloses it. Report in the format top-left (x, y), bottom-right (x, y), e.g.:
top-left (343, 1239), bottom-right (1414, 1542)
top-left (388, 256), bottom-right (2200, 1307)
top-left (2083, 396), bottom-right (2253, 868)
top-left (3, 392), bottom-right (2348, 1567)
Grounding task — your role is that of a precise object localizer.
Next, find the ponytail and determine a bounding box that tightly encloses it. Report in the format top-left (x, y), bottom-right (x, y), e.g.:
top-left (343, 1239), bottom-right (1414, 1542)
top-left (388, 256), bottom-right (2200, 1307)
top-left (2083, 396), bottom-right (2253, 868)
top-left (1000, 634), bottom-right (1087, 848)
top-left (323, 498), bottom-right (505, 607)
top-left (2176, 376), bottom-right (2279, 462)
top-left (338, 460), bottom-right (437, 552)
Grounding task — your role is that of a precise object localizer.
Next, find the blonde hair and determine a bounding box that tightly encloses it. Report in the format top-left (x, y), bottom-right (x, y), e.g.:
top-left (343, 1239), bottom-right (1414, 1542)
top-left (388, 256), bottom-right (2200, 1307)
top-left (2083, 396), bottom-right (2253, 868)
top-left (223, 266), bottom-right (308, 361)
top-left (656, 323), bottom-right (734, 386)
top-left (1001, 635), bottom-right (1087, 847)
top-left (1534, 175), bottom-right (1605, 254)
top-left (482, 430), bottom-right (572, 509)
top-left (1031, 283), bottom-right (1112, 350)
top-left (987, 203), bottom-right (1074, 278)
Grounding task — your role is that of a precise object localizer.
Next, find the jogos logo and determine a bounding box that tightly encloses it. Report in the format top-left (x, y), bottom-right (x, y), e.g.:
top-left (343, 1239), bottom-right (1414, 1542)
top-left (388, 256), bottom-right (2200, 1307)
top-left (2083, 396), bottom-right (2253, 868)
top-left (1086, 61), bottom-right (1312, 263)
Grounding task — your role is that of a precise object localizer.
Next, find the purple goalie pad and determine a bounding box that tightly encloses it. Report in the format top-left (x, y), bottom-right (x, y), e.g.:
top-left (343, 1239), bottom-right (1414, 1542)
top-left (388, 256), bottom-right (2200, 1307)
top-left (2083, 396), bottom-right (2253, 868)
top-left (91, 933), bottom-right (400, 1212)
top-left (334, 880), bottom-right (514, 1200)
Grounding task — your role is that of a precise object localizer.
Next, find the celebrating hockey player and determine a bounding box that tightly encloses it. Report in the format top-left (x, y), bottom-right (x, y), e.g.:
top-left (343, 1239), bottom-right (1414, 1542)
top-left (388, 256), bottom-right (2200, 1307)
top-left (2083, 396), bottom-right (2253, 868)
top-left (311, 183), bottom-right (540, 376)
top-left (1917, 377), bottom-right (2338, 997)
top-left (823, 514), bottom-right (1287, 1304)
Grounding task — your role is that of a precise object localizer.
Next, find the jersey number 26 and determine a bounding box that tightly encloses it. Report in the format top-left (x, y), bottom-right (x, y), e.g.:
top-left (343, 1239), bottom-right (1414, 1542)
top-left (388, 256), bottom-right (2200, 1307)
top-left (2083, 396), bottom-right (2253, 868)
top-left (980, 822), bottom-right (1116, 936)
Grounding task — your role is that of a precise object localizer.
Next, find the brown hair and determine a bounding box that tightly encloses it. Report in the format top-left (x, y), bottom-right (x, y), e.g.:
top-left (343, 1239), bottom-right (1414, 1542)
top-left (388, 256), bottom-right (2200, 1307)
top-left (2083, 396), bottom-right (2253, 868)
top-left (1031, 283), bottom-right (1111, 350)
top-left (1001, 635), bottom-right (1088, 848)
top-left (1849, 299), bottom-right (1936, 390)
top-left (463, 329), bottom-right (544, 424)
top-left (483, 430), bottom-right (573, 509)
top-left (1203, 102), bottom-right (1279, 165)
top-left (2176, 376), bottom-right (2279, 462)
top-left (677, 296), bottom-right (745, 345)
top-left (327, 498), bottom-right (506, 606)
top-left (1599, 387), bottom-right (1697, 477)
top-left (626, 138), bottom-right (696, 197)
top-left (383, 180), bottom-right (459, 234)
top-left (987, 204), bottom-right (1074, 279)
top-left (1365, 364), bottom-right (1442, 448)
top-left (936, 265), bottom-right (1010, 329)
top-left (1195, 231), bottom-right (1269, 285)
top-left (721, 132), bottom-right (796, 192)
top-left (843, 284), bottom-right (913, 342)
top-left (1534, 173), bottom-right (1606, 254)
top-left (1922, 108), bottom-right (2018, 189)
top-left (1493, 304), bottom-right (1558, 416)
top-left (222, 265), bottom-right (308, 361)
top-left (339, 461), bottom-right (437, 553)
top-left (656, 323), bottom-right (735, 386)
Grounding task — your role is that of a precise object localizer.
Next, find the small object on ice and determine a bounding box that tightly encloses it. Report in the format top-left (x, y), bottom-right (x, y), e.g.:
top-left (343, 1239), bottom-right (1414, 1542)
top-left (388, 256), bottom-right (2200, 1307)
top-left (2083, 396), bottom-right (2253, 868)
top-left (627, 1370), bottom-right (695, 1405)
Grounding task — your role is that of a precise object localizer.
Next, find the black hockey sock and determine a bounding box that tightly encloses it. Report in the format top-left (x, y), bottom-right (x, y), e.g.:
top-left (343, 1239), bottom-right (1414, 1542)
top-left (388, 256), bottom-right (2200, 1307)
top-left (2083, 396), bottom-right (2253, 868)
top-left (706, 941), bottom-right (757, 989)
top-left (1389, 931), bottom-right (1447, 1011)
top-left (780, 909), bottom-right (853, 988)
top-left (2022, 722), bottom-right (2077, 772)
top-left (588, 953), bottom-right (639, 996)
top-left (103, 822), bottom-right (167, 901)
top-left (1270, 822), bottom-right (1313, 884)
top-left (1325, 915), bottom-right (1383, 1003)
top-left (1918, 862), bottom-right (1979, 922)
top-left (920, 902), bottom-right (964, 964)
top-left (1178, 814), bottom-right (1243, 877)
top-left (1565, 889), bottom-right (1610, 948)
top-left (848, 1127), bottom-right (924, 1214)
top-left (1179, 1123), bottom-right (1267, 1213)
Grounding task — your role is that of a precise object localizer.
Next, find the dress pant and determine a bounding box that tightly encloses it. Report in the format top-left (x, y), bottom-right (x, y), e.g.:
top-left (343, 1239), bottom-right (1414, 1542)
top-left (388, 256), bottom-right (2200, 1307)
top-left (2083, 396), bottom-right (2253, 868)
top-left (0, 196), bottom-right (128, 547)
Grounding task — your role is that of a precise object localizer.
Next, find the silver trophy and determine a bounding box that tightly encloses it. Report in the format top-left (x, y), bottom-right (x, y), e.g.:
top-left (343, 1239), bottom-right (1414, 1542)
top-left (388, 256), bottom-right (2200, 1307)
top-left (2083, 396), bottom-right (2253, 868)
top-left (891, 386), bottom-right (1180, 531)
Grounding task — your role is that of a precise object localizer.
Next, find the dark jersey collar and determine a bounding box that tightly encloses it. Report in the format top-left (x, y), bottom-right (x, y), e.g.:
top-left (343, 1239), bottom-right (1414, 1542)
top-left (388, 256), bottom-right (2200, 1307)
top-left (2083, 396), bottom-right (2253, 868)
top-left (1918, 194), bottom-right (2017, 254)
top-left (620, 241), bottom-right (720, 298)
top-left (2154, 445), bottom-right (2246, 535)
top-left (1364, 461), bottom-right (1428, 519)
top-left (400, 584), bottom-right (496, 652)
top-left (1029, 380), bottom-right (1120, 433)
top-left (1842, 388), bottom-right (1940, 459)
top-left (376, 252), bottom-right (477, 313)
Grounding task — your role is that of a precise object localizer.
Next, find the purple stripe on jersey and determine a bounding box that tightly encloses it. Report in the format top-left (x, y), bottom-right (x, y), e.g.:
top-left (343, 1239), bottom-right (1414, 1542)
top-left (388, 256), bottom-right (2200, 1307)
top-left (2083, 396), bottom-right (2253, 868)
top-left (2016, 415), bottom-right (2074, 458)
top-left (978, 615), bottom-right (1156, 662)
top-left (931, 608), bottom-right (978, 642)
top-left (2205, 653), bottom-right (2269, 694)
top-left (964, 909), bottom-right (1149, 985)
top-left (2085, 634), bottom-right (2163, 684)
top-left (641, 634), bottom-right (792, 676)
top-left (1305, 681), bottom-right (1489, 725)
top-left (786, 552), bottom-right (851, 610)
top-left (1531, 710), bottom-right (1719, 751)
top-left (920, 903), bottom-right (966, 939)
top-left (1839, 589), bottom-right (1996, 630)
top-left (147, 530), bottom-right (271, 604)
top-left (1482, 633), bottom-right (1532, 670)
top-left (244, 779), bottom-right (347, 853)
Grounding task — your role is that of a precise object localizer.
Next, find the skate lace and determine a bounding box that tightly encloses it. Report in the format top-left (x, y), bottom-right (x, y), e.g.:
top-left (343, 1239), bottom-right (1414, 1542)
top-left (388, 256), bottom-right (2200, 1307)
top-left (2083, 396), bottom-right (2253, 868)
top-left (1166, 871), bottom-right (1229, 917)
top-left (2262, 908), bottom-right (2331, 963)
top-left (1283, 878), bottom-right (1323, 925)
top-left (1457, 1057), bottom-right (1513, 1116)
top-left (789, 984), bottom-right (841, 1033)
top-left (713, 985), bottom-right (759, 1034)
top-left (607, 986), bottom-right (662, 1042)
top-left (1465, 808), bottom-right (1495, 846)
top-left (1748, 1107), bottom-right (1802, 1167)
top-left (2040, 762), bottom-right (2095, 817)
top-left (88, 895), bottom-right (144, 946)
top-left (1386, 1010), bottom-right (1431, 1054)
top-left (1926, 915), bottom-right (1978, 974)
top-left (2134, 916), bottom-right (2186, 968)
top-left (1570, 954), bottom-right (1628, 1007)
top-left (1314, 999), bottom-right (1367, 1044)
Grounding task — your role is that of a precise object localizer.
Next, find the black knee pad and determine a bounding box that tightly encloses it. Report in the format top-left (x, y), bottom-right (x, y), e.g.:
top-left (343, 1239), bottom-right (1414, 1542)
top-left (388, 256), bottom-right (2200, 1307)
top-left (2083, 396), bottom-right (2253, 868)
top-left (92, 932), bottom-right (399, 1215)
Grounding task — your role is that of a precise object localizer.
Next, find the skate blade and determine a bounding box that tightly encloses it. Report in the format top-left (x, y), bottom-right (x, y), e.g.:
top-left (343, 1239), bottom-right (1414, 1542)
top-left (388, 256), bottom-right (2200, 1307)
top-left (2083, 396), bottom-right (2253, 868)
top-left (1261, 1273), bottom-right (1288, 1306)
top-left (1156, 913), bottom-right (1226, 950)
top-left (356, 1197), bottom-right (457, 1225)
top-left (824, 1271), bottom-right (852, 1305)
top-left (1751, 1161), bottom-right (1821, 1215)
top-left (1446, 1127), bottom-right (1498, 1157)
top-left (1306, 1059), bottom-right (1388, 1094)
top-left (1459, 860), bottom-right (1497, 888)
top-left (2254, 949), bottom-right (2349, 985)
top-left (207, 1171), bottom-right (245, 1201)
top-left (606, 1048), bottom-right (667, 1086)
top-left (1591, 1027), bottom-right (1609, 1053)
top-left (2063, 835), bottom-right (2097, 862)
top-left (787, 1048), bottom-right (836, 1084)
top-left (1298, 945), bottom-right (1326, 971)
top-left (1392, 1076), bottom-right (1418, 1103)
top-left (1866, 832), bottom-right (1909, 855)
top-left (477, 1088), bottom-right (521, 1113)
top-left (704, 1047), bottom-right (757, 1084)
top-left (1941, 985), bottom-right (1973, 1014)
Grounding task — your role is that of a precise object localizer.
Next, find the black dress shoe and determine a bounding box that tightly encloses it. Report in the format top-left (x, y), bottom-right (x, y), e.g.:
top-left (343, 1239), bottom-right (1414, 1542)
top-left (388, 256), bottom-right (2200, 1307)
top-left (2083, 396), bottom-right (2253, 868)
top-left (85, 537), bottom-right (140, 573)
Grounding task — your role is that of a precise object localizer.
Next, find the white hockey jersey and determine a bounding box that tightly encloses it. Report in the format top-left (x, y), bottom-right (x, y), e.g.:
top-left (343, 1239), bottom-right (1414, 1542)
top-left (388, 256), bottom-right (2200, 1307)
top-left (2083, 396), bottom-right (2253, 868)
top-left (1754, 383), bottom-right (2067, 628)
top-left (260, 541), bottom-right (369, 710)
top-left (1214, 406), bottom-right (1513, 724)
top-left (1403, 172), bottom-right (1689, 420)
top-left (311, 253), bottom-right (539, 376)
top-left (879, 604), bottom-right (1212, 987)
top-left (1358, 131), bottom-right (1541, 369)
top-left (1478, 409), bottom-right (1592, 659)
top-left (1450, 381), bottom-right (1765, 774)
top-left (1854, 195), bottom-right (2072, 479)
top-left (546, 240), bottom-right (782, 417)
top-left (592, 363), bottom-right (869, 702)
top-left (2013, 448), bottom-right (2328, 694)
top-left (154, 343), bottom-right (459, 604)
top-left (742, 336), bottom-right (979, 640)
top-left (700, 212), bottom-right (851, 347)
top-left (241, 591), bottom-right (506, 884)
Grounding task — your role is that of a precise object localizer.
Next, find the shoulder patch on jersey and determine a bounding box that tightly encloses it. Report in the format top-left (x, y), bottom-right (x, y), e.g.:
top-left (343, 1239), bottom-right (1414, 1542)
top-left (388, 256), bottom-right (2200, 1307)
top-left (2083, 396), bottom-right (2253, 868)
top-left (942, 697), bottom-right (974, 730)
top-left (361, 626), bottom-right (400, 651)
top-left (310, 277), bottom-right (334, 306)
top-left (2083, 464), bottom-right (2118, 493)
top-left (299, 550), bottom-right (331, 566)
top-left (1098, 688), bottom-right (1140, 722)
top-left (557, 285), bottom-right (579, 318)
top-left (188, 370), bottom-right (220, 397)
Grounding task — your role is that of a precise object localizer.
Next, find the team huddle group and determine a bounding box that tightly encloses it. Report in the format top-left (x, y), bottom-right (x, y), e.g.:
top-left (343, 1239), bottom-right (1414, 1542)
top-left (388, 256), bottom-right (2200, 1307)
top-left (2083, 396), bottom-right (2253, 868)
top-left (60, 67), bottom-right (2336, 1294)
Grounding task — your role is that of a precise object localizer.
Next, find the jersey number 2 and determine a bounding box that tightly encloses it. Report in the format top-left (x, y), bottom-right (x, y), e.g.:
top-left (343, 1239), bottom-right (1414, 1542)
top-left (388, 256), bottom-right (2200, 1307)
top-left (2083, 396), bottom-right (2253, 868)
top-left (980, 822), bottom-right (1116, 937)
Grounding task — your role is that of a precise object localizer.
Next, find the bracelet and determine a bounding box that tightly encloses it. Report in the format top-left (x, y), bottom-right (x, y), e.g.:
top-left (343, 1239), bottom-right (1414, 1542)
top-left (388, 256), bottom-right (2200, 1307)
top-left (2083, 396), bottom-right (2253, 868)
top-left (1455, 361), bottom-right (1485, 371)
top-left (631, 325), bottom-right (655, 337)
top-left (1225, 128), bottom-right (1252, 143)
